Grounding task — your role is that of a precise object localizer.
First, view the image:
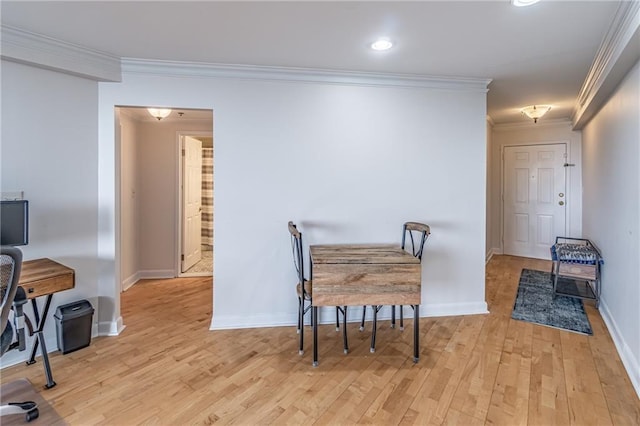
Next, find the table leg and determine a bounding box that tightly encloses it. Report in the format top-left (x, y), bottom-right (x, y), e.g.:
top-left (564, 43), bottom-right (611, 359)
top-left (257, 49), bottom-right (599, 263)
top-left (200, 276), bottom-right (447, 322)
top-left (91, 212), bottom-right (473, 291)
top-left (413, 304), bottom-right (420, 363)
top-left (370, 305), bottom-right (378, 353)
top-left (342, 306), bottom-right (349, 354)
top-left (26, 295), bottom-right (57, 388)
top-left (26, 299), bottom-right (42, 364)
top-left (312, 306), bottom-right (318, 367)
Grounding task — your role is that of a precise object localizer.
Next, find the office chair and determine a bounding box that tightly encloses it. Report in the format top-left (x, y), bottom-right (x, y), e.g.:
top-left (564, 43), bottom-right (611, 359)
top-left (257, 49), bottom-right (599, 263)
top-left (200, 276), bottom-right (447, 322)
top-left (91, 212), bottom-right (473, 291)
top-left (360, 222), bottom-right (430, 352)
top-left (1, 246), bottom-right (39, 422)
top-left (288, 222), bottom-right (348, 355)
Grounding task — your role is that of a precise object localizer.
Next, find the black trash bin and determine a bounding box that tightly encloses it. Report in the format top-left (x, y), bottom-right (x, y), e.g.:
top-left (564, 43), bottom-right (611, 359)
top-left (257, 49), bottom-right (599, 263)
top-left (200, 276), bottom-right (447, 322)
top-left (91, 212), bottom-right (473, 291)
top-left (54, 300), bottom-right (94, 354)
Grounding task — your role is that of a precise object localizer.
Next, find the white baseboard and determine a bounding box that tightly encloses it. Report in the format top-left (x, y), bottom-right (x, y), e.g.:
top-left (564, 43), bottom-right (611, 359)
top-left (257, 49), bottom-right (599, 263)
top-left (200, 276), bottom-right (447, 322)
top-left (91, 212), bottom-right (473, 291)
top-left (0, 332), bottom-right (58, 368)
top-left (121, 272), bottom-right (139, 291)
top-left (122, 270), bottom-right (175, 291)
top-left (599, 299), bottom-right (640, 399)
top-left (486, 247), bottom-right (503, 263)
top-left (138, 269), bottom-right (175, 279)
top-left (486, 249), bottom-right (494, 263)
top-left (210, 302), bottom-right (489, 330)
top-left (1, 317), bottom-right (109, 370)
top-left (98, 316), bottom-right (125, 336)
top-left (422, 301), bottom-right (489, 317)
top-left (210, 312), bottom-right (297, 330)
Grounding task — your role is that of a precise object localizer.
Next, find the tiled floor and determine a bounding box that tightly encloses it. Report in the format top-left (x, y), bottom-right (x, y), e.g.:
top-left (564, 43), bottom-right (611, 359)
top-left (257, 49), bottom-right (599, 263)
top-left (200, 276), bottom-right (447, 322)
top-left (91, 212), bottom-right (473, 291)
top-left (184, 246), bottom-right (212, 274)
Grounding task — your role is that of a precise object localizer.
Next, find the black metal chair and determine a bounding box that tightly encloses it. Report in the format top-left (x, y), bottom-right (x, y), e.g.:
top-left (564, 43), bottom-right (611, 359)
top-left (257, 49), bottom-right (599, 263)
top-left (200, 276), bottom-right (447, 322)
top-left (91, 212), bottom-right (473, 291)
top-left (360, 222), bottom-right (430, 352)
top-left (1, 246), bottom-right (39, 422)
top-left (288, 222), bottom-right (348, 355)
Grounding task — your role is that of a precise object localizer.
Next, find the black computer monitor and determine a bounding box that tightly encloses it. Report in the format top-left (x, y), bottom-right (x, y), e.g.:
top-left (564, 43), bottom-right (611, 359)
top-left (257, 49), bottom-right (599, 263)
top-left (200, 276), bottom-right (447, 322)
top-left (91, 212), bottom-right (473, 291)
top-left (0, 200), bottom-right (29, 246)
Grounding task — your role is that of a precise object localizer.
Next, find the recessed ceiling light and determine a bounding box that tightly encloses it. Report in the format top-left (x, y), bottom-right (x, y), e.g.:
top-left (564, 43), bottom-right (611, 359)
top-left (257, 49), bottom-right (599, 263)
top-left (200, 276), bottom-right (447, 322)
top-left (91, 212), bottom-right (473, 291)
top-left (371, 39), bottom-right (393, 51)
top-left (511, 0), bottom-right (541, 6)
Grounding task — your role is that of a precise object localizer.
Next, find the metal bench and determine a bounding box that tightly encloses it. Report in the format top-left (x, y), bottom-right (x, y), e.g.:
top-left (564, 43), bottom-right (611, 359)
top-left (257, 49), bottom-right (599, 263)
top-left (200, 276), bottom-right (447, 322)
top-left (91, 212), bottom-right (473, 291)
top-left (550, 237), bottom-right (603, 308)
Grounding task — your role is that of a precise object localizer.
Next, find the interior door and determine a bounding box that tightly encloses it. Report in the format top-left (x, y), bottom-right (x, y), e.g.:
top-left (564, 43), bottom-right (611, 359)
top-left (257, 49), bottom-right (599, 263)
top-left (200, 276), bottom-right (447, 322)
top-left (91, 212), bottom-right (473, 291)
top-left (503, 144), bottom-right (566, 259)
top-left (182, 136), bottom-right (203, 272)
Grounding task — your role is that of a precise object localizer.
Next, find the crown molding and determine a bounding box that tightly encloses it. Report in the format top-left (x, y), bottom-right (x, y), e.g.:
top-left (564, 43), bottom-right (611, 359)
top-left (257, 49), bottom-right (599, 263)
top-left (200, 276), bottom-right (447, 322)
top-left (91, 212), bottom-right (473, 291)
top-left (572, 1), bottom-right (640, 129)
top-left (121, 58), bottom-right (491, 92)
top-left (492, 118), bottom-right (573, 132)
top-left (486, 115), bottom-right (495, 127)
top-left (0, 25), bottom-right (121, 82)
top-left (0, 24), bottom-right (491, 91)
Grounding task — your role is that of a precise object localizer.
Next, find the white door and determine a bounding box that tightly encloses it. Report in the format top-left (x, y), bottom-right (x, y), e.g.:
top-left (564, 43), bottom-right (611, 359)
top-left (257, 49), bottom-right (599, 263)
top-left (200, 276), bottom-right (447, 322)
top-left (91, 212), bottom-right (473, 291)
top-left (503, 144), bottom-right (566, 259)
top-left (182, 136), bottom-right (203, 272)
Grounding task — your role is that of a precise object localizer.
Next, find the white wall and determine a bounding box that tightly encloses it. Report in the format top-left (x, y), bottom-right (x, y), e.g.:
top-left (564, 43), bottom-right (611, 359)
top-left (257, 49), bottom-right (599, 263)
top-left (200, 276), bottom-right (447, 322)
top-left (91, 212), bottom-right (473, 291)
top-left (99, 72), bottom-right (489, 330)
top-left (1, 60), bottom-right (100, 364)
top-left (486, 119), bottom-right (493, 260)
top-left (489, 121), bottom-right (583, 255)
top-left (581, 60), bottom-right (640, 397)
top-left (118, 110), bottom-right (140, 290)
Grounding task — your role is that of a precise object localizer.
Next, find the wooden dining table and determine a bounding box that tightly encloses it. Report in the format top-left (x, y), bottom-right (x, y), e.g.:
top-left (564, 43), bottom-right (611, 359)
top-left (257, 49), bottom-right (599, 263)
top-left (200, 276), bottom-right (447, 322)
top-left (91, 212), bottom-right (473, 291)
top-left (309, 244), bottom-right (422, 366)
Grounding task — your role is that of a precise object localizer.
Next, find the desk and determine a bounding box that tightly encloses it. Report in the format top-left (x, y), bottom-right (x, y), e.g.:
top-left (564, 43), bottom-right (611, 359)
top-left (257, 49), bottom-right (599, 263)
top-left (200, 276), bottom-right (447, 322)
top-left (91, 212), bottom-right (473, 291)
top-left (19, 258), bottom-right (75, 388)
top-left (310, 244), bottom-right (421, 367)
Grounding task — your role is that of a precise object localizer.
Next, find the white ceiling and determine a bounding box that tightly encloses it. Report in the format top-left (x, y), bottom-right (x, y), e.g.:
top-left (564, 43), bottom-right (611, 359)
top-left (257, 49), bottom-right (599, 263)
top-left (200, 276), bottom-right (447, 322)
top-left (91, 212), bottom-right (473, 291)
top-left (0, 1), bottom-right (629, 124)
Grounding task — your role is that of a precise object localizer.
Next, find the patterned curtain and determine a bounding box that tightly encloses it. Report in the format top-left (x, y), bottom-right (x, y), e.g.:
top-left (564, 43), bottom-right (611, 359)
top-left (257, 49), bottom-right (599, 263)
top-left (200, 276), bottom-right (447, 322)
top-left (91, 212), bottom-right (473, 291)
top-left (201, 148), bottom-right (213, 247)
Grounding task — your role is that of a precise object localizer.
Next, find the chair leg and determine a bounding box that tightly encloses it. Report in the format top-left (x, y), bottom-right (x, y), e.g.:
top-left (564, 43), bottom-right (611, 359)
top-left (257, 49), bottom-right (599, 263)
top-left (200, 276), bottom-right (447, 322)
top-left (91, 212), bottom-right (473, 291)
top-left (335, 307), bottom-right (340, 331)
top-left (552, 261), bottom-right (559, 301)
top-left (413, 304), bottom-right (419, 363)
top-left (342, 306), bottom-right (349, 354)
top-left (298, 299), bottom-right (305, 355)
top-left (297, 297), bottom-right (302, 334)
top-left (391, 305), bottom-right (396, 329)
top-left (360, 305), bottom-right (366, 331)
top-left (400, 305), bottom-right (404, 331)
top-left (370, 305), bottom-right (378, 353)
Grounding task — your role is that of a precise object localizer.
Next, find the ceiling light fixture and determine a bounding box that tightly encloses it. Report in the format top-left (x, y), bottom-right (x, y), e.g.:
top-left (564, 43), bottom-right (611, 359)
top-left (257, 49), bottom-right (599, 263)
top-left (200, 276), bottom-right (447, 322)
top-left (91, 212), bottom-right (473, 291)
top-left (521, 105), bottom-right (551, 123)
top-left (147, 108), bottom-right (172, 121)
top-left (511, 0), bottom-right (541, 6)
top-left (371, 39), bottom-right (393, 51)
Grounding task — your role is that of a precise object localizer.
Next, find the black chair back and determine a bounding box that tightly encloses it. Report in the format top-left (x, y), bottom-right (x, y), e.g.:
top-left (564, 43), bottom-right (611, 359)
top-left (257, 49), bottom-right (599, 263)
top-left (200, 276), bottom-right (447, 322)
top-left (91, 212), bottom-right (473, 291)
top-left (1, 246), bottom-right (23, 355)
top-left (288, 221), bottom-right (309, 299)
top-left (401, 222), bottom-right (431, 260)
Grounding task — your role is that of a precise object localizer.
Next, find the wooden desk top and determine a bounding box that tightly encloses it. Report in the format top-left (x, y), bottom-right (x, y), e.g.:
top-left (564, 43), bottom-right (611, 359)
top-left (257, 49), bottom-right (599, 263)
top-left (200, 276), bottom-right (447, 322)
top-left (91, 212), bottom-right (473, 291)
top-left (310, 244), bottom-right (420, 264)
top-left (19, 258), bottom-right (75, 299)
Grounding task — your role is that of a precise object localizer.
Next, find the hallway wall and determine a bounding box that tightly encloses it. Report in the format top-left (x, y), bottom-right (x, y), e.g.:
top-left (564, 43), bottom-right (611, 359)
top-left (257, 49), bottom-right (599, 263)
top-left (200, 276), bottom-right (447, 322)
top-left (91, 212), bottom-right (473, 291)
top-left (581, 60), bottom-right (640, 397)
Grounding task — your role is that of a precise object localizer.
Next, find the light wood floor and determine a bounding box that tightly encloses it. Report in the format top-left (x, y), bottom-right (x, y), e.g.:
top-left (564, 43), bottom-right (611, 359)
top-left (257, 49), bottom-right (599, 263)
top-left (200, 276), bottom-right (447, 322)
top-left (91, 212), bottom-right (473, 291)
top-left (1, 255), bottom-right (639, 425)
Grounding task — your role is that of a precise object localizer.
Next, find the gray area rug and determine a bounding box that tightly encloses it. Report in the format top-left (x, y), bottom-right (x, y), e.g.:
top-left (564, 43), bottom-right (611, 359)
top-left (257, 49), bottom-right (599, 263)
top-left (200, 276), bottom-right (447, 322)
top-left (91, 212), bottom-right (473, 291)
top-left (512, 269), bottom-right (593, 335)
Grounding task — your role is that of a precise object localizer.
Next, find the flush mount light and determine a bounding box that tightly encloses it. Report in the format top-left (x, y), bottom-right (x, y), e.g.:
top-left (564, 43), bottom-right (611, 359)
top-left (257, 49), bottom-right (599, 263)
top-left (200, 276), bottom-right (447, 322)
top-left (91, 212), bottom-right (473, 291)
top-left (371, 39), bottom-right (393, 51)
top-left (521, 105), bottom-right (552, 123)
top-left (147, 108), bottom-right (172, 120)
top-left (511, 0), bottom-right (541, 6)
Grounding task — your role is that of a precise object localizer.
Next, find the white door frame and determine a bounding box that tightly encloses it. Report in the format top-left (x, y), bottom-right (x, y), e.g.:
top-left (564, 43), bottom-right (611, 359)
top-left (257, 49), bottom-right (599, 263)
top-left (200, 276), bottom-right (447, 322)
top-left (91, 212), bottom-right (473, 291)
top-left (176, 130), bottom-right (213, 277)
top-left (500, 141), bottom-right (574, 256)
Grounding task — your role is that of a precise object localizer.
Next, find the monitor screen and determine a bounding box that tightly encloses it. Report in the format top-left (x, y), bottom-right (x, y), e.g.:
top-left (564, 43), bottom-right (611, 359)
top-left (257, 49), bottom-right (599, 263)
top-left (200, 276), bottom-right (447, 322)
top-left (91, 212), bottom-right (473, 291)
top-left (0, 200), bottom-right (29, 246)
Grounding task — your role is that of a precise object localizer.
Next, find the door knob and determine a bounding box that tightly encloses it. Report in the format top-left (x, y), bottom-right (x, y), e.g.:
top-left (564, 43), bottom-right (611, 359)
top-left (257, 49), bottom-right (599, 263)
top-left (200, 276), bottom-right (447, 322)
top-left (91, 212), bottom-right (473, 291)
top-left (559, 201), bottom-right (565, 206)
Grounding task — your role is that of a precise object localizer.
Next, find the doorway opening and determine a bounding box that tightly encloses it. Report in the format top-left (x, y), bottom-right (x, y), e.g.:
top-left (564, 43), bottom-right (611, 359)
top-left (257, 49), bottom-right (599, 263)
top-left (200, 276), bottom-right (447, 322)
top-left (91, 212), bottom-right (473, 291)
top-left (116, 106), bottom-right (213, 294)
